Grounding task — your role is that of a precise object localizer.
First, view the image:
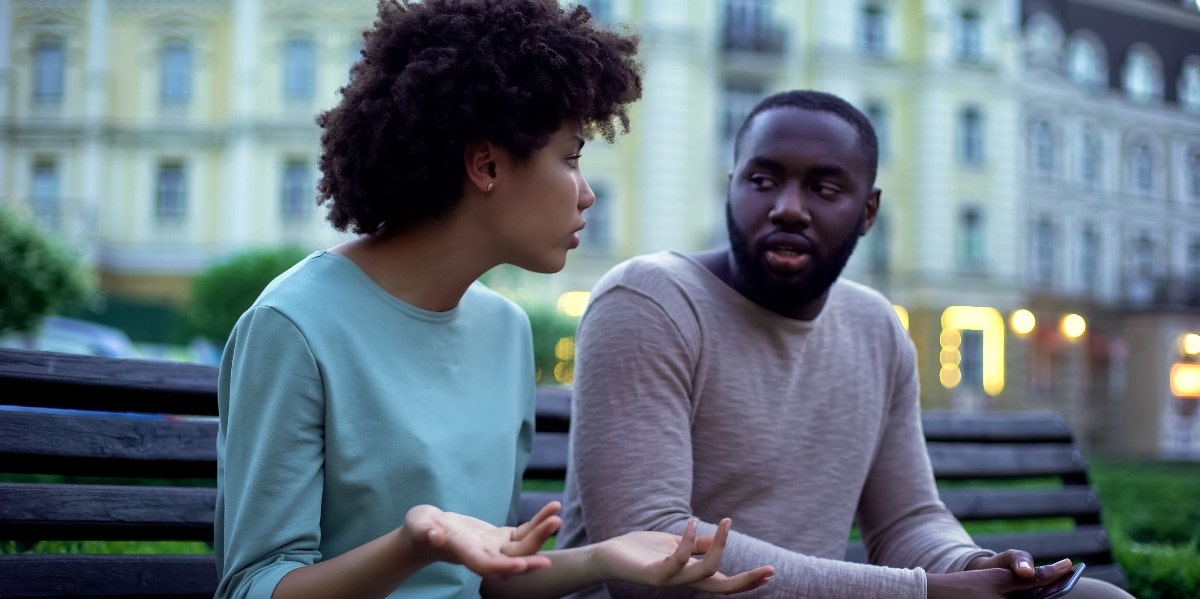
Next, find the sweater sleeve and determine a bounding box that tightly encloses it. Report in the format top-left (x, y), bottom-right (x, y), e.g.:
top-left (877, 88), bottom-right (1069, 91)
top-left (569, 286), bottom-right (927, 599)
top-left (854, 323), bottom-right (995, 574)
top-left (214, 306), bottom-right (324, 599)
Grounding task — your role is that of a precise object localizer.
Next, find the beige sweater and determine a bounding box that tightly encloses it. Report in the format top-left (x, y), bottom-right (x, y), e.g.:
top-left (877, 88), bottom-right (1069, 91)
top-left (557, 251), bottom-right (991, 599)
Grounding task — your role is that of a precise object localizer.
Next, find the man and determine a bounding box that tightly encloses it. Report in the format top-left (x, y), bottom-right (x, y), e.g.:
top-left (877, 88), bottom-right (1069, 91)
top-left (557, 90), bottom-right (1133, 598)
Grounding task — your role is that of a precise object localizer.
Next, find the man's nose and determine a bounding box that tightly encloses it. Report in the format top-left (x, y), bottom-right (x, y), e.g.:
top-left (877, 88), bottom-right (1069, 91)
top-left (769, 183), bottom-right (810, 225)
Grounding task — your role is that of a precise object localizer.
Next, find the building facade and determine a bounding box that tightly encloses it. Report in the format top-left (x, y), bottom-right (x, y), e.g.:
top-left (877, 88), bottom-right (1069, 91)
top-left (3, 0), bottom-right (1199, 456)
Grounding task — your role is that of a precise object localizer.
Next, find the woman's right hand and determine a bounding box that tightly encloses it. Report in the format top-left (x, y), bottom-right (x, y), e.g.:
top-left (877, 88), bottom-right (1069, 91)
top-left (402, 501), bottom-right (563, 578)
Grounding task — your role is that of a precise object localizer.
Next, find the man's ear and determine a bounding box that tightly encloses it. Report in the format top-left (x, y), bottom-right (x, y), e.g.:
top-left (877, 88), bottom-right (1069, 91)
top-left (859, 187), bottom-right (882, 236)
top-left (463, 141), bottom-right (496, 193)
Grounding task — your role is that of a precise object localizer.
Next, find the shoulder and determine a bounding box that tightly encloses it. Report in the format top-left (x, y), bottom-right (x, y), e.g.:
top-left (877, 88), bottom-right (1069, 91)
top-left (464, 281), bottom-right (530, 326)
top-left (592, 251), bottom-right (707, 300)
top-left (828, 278), bottom-right (912, 352)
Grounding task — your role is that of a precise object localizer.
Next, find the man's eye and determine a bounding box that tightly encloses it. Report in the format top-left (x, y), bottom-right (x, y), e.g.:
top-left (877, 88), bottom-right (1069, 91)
top-left (749, 175), bottom-right (776, 189)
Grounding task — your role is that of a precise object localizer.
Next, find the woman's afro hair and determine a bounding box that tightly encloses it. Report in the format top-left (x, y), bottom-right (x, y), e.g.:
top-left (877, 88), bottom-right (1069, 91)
top-left (315, 0), bottom-right (643, 237)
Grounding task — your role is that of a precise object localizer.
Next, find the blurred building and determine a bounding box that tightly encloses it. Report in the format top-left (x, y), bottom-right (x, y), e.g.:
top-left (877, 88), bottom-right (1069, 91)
top-left (3, 0), bottom-right (1199, 456)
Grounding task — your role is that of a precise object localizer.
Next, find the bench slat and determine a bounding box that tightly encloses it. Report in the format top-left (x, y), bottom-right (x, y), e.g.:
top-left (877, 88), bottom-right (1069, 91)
top-left (927, 443), bottom-right (1087, 480)
top-left (921, 411), bottom-right (1073, 443)
top-left (0, 349), bottom-right (218, 417)
top-left (0, 483), bottom-right (215, 542)
top-left (526, 432), bottom-right (569, 478)
top-left (0, 554), bottom-right (217, 598)
top-left (0, 411), bottom-right (217, 479)
top-left (847, 524), bottom-right (1114, 564)
top-left (939, 486), bottom-right (1103, 522)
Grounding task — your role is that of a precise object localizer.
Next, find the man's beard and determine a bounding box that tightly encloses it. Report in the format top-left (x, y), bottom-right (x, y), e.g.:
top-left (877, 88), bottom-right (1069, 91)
top-left (726, 202), bottom-right (863, 312)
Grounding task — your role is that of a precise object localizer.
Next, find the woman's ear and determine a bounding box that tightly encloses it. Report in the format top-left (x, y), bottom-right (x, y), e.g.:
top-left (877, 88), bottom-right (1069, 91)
top-left (463, 141), bottom-right (496, 193)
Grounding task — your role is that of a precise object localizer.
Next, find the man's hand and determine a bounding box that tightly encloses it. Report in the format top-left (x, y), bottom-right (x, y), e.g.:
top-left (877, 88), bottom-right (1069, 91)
top-left (401, 501), bottom-right (563, 577)
top-left (594, 517), bottom-right (775, 595)
top-left (928, 555), bottom-right (1074, 599)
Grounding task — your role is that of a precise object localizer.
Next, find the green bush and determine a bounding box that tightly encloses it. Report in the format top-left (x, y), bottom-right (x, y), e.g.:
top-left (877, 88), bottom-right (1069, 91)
top-left (516, 299), bottom-right (580, 386)
top-left (188, 245), bottom-right (312, 344)
top-left (0, 208), bottom-right (98, 335)
top-left (1091, 459), bottom-right (1200, 598)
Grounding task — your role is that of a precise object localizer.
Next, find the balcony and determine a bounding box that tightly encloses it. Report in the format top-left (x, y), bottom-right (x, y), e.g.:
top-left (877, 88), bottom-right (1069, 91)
top-left (720, 1), bottom-right (786, 55)
top-left (1120, 275), bottom-right (1200, 310)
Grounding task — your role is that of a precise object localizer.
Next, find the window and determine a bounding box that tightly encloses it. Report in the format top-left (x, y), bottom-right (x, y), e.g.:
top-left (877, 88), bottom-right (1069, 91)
top-left (859, 4), bottom-right (887, 56)
top-left (956, 10), bottom-right (983, 63)
top-left (1188, 240), bottom-right (1200, 286)
top-left (958, 207), bottom-right (985, 271)
top-left (1190, 150), bottom-right (1200, 199)
top-left (721, 82), bottom-right (762, 150)
top-left (863, 100), bottom-right (888, 162)
top-left (32, 160), bottom-right (60, 227)
top-left (155, 161), bottom-right (187, 221)
top-left (281, 160), bottom-right (312, 222)
top-left (867, 210), bottom-right (889, 274)
top-left (959, 107), bottom-right (984, 165)
top-left (1132, 143), bottom-right (1153, 193)
top-left (1182, 59), bottom-right (1200, 112)
top-left (723, 0), bottom-right (774, 50)
top-left (1130, 236), bottom-right (1156, 300)
top-left (1066, 35), bottom-right (1104, 89)
top-left (579, 181), bottom-right (612, 253)
top-left (579, 0), bottom-right (613, 22)
top-left (1080, 128), bottom-right (1101, 186)
top-left (1123, 46), bottom-right (1160, 103)
top-left (347, 38), bottom-right (365, 83)
top-left (960, 329), bottom-right (984, 390)
top-left (283, 36), bottom-right (316, 102)
top-left (1034, 218), bottom-right (1055, 285)
top-left (34, 37), bottom-right (66, 103)
top-left (160, 40), bottom-right (192, 106)
top-left (1080, 227), bottom-right (1100, 292)
top-left (1033, 120), bottom-right (1053, 174)
top-left (1024, 13), bottom-right (1063, 68)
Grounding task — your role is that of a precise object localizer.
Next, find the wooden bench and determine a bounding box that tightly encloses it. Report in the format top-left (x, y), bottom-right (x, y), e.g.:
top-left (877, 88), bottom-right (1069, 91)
top-left (0, 347), bottom-right (1128, 597)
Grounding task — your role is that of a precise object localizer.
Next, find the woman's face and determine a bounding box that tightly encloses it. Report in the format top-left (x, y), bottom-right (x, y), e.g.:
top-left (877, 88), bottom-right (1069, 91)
top-left (490, 119), bottom-right (596, 274)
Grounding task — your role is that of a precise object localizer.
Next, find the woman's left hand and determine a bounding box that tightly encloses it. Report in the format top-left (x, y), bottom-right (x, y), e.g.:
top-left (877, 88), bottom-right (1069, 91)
top-left (594, 517), bottom-right (775, 595)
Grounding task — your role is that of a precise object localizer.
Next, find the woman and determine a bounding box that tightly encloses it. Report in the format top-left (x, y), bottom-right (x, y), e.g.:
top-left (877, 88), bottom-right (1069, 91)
top-left (213, 1), bottom-right (775, 598)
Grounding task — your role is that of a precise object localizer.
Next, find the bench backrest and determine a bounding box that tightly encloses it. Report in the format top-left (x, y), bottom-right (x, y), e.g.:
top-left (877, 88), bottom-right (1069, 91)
top-left (0, 348), bottom-right (1127, 597)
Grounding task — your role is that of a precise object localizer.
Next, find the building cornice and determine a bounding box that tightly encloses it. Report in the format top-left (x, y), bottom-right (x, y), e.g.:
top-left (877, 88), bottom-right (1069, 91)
top-left (1069, 0), bottom-right (1200, 30)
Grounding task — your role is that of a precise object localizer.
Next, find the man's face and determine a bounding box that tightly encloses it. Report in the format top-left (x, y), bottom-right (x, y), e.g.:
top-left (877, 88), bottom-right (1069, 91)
top-left (726, 107), bottom-right (880, 319)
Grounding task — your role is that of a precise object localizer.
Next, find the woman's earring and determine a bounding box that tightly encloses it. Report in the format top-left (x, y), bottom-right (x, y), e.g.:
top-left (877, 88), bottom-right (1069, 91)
top-left (486, 181), bottom-right (494, 192)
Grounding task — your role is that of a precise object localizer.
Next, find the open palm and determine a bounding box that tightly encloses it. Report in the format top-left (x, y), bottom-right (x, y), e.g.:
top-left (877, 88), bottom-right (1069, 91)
top-left (404, 502), bottom-right (562, 578)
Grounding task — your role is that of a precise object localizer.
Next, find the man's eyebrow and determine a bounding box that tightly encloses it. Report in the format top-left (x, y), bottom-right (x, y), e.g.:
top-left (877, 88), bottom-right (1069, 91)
top-left (743, 156), bottom-right (785, 170)
top-left (807, 164), bottom-right (851, 179)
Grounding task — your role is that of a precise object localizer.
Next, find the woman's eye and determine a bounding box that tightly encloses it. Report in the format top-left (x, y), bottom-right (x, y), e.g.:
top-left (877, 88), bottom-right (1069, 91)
top-left (566, 154), bottom-right (582, 167)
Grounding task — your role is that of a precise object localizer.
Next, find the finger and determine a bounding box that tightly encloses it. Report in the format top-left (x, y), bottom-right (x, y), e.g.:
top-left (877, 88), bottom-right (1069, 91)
top-left (513, 501), bottom-right (562, 541)
top-left (503, 515), bottom-right (561, 557)
top-left (466, 553), bottom-right (553, 578)
top-left (691, 518), bottom-right (732, 570)
top-left (668, 519), bottom-right (700, 568)
top-left (1011, 550), bottom-right (1036, 577)
top-left (1034, 558), bottom-right (1073, 581)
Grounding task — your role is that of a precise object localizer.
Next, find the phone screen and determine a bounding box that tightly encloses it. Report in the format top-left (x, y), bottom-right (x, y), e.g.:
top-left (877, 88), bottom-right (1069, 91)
top-left (1011, 563), bottom-right (1087, 599)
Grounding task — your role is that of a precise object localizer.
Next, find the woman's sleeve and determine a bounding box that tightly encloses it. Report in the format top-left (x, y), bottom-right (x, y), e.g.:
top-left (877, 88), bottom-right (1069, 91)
top-left (214, 306), bottom-right (327, 599)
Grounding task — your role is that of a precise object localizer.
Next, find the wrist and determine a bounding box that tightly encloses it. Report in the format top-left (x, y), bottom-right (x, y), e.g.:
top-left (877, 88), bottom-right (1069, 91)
top-left (393, 525), bottom-right (438, 569)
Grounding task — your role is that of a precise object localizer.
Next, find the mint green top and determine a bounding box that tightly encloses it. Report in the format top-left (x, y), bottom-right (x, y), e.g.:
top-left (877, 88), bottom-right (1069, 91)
top-left (214, 251), bottom-right (536, 599)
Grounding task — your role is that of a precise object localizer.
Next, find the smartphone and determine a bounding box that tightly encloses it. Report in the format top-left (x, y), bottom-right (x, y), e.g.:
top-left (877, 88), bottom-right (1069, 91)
top-left (1010, 563), bottom-right (1087, 599)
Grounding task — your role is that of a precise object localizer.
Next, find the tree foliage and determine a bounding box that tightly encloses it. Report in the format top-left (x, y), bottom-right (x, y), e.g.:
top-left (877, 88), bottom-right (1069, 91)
top-left (0, 208), bottom-right (98, 335)
top-left (188, 245), bottom-right (311, 344)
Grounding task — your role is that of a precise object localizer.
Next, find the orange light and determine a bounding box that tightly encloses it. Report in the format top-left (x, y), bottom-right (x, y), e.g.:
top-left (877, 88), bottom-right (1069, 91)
top-left (1172, 363), bottom-right (1200, 398)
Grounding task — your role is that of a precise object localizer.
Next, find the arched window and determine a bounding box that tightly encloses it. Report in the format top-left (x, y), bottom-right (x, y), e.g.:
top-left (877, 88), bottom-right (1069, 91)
top-left (1122, 45), bottom-right (1161, 103)
top-left (1066, 34), bottom-right (1105, 89)
top-left (1181, 57), bottom-right (1200, 113)
top-left (1033, 120), bottom-right (1054, 174)
top-left (1023, 12), bottom-right (1062, 68)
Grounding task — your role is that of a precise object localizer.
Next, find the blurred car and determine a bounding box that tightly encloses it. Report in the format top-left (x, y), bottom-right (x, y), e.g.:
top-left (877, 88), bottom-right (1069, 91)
top-left (0, 315), bottom-right (140, 358)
